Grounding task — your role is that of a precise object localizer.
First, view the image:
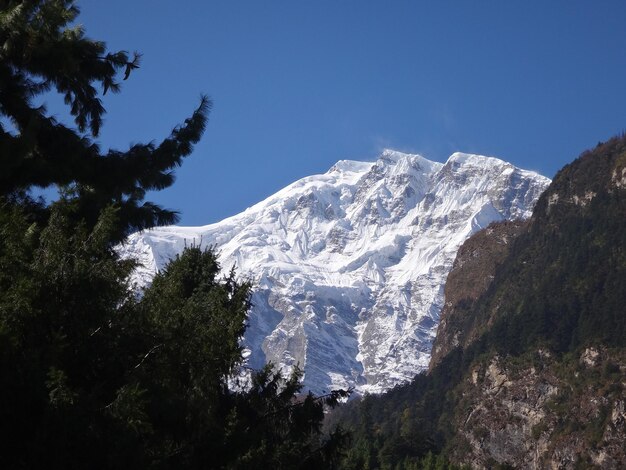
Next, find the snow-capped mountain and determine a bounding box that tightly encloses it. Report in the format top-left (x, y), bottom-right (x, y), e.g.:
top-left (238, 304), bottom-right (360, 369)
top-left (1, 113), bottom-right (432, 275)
top-left (119, 150), bottom-right (550, 394)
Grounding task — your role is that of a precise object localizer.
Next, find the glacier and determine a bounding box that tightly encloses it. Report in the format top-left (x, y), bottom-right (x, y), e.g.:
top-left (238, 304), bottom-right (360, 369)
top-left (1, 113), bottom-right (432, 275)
top-left (119, 149), bottom-right (550, 394)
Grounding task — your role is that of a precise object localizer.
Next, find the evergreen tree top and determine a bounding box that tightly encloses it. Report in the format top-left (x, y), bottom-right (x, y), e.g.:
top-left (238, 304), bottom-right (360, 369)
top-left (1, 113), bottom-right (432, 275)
top-left (0, 0), bottom-right (210, 240)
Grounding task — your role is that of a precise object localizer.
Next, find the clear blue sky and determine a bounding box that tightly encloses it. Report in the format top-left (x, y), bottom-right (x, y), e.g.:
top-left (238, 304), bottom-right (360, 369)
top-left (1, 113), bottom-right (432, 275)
top-left (53, 1), bottom-right (626, 225)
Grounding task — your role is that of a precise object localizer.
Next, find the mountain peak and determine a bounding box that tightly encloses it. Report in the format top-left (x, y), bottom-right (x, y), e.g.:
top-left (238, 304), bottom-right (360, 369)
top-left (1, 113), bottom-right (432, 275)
top-left (446, 151), bottom-right (508, 167)
top-left (378, 149), bottom-right (443, 175)
top-left (121, 150), bottom-right (550, 394)
top-left (380, 148), bottom-right (416, 161)
top-left (328, 159), bottom-right (374, 174)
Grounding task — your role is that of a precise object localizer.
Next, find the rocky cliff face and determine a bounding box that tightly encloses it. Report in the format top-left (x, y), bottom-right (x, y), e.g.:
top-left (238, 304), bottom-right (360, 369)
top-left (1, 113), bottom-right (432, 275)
top-left (429, 219), bottom-right (527, 369)
top-left (119, 150), bottom-right (549, 394)
top-left (448, 348), bottom-right (626, 469)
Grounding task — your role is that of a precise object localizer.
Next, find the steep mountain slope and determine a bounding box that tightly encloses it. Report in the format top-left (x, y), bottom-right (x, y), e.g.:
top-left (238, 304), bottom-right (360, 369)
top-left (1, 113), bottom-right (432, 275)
top-left (439, 135), bottom-right (626, 468)
top-left (332, 135), bottom-right (626, 469)
top-left (120, 150), bottom-right (549, 394)
top-left (429, 219), bottom-right (527, 369)
top-left (433, 136), bottom-right (626, 362)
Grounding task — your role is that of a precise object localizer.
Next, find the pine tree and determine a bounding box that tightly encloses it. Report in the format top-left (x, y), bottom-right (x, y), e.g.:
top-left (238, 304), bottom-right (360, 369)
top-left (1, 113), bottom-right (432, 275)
top-left (0, 0), bottom-right (209, 240)
top-left (0, 2), bottom-right (348, 468)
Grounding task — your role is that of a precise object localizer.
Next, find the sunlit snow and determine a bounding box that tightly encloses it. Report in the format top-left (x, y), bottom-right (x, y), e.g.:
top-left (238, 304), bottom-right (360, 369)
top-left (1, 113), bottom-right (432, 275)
top-left (119, 150), bottom-right (550, 395)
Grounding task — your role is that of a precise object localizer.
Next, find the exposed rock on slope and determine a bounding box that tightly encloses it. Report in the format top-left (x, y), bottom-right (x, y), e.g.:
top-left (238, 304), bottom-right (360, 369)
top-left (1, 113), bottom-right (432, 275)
top-left (449, 348), bottom-right (626, 469)
top-left (120, 150), bottom-right (549, 394)
top-left (429, 219), bottom-right (527, 369)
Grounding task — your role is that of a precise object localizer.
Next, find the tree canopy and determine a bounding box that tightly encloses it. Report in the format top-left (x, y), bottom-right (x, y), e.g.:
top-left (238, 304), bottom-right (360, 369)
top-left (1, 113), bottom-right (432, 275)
top-left (0, 1), bottom-right (347, 468)
top-left (0, 0), bottom-right (209, 240)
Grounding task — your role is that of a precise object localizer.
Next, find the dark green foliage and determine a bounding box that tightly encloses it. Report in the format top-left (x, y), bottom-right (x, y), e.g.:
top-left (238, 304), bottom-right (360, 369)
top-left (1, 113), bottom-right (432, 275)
top-left (480, 135), bottom-right (626, 355)
top-left (0, 215), bottom-right (346, 467)
top-left (1, 0), bottom-right (209, 241)
top-left (222, 365), bottom-right (350, 469)
top-left (331, 354), bottom-right (468, 469)
top-left (0, 202), bottom-right (144, 467)
top-left (0, 2), bottom-right (348, 468)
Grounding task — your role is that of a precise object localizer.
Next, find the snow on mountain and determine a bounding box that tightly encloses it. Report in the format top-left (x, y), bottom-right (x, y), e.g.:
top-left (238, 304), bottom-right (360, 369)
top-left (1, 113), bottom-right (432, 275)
top-left (119, 150), bottom-right (550, 394)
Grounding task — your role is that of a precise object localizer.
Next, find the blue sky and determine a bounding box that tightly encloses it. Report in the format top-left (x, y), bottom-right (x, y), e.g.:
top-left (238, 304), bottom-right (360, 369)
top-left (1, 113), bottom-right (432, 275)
top-left (52, 1), bottom-right (626, 225)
